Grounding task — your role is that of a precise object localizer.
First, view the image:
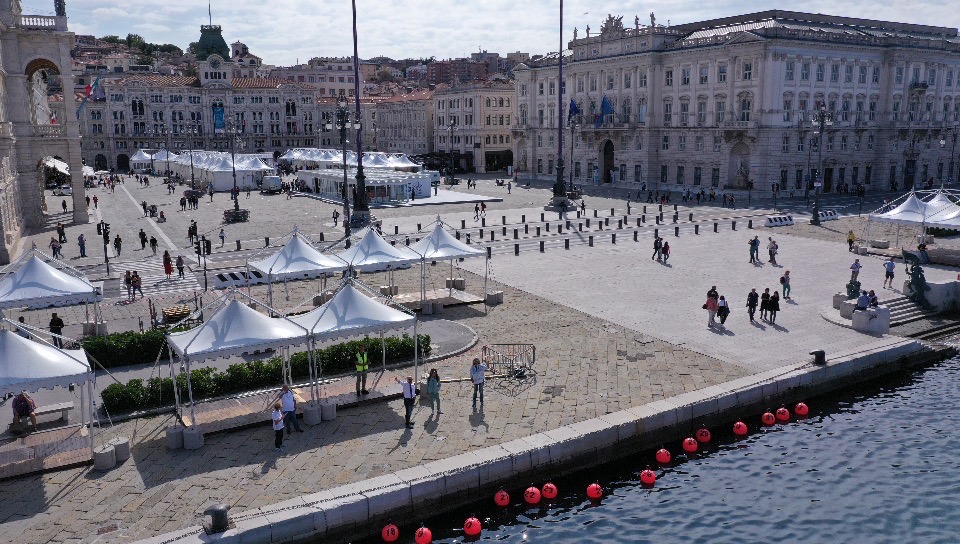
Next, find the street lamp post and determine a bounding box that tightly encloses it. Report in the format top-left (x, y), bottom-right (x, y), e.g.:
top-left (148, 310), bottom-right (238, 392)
top-left (551, 0), bottom-right (567, 209)
top-left (227, 122), bottom-right (242, 212)
top-left (797, 120), bottom-right (811, 201)
top-left (568, 119), bottom-right (578, 190)
top-left (326, 95), bottom-right (360, 243)
top-left (941, 132), bottom-right (958, 186)
top-left (350, 0), bottom-right (369, 221)
top-left (187, 123), bottom-right (198, 190)
top-left (446, 119), bottom-right (457, 186)
top-left (811, 105), bottom-right (833, 226)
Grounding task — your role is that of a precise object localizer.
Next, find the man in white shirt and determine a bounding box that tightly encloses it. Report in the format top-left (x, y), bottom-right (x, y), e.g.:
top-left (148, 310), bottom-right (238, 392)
top-left (394, 375), bottom-right (417, 428)
top-left (276, 385), bottom-right (303, 435)
top-left (470, 358), bottom-right (488, 409)
top-left (883, 258), bottom-right (896, 288)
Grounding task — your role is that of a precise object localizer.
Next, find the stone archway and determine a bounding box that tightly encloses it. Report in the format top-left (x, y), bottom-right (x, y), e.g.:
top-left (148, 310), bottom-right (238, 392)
top-left (727, 142), bottom-right (750, 188)
top-left (116, 154), bottom-right (130, 172)
top-left (600, 139), bottom-right (614, 183)
top-left (94, 154), bottom-right (108, 171)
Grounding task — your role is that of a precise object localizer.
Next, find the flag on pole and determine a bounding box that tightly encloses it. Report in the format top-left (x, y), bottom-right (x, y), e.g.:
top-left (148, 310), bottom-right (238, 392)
top-left (568, 98), bottom-right (581, 121)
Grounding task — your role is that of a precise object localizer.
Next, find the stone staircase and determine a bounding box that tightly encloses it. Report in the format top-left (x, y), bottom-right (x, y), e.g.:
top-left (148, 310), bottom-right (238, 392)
top-left (886, 296), bottom-right (937, 327)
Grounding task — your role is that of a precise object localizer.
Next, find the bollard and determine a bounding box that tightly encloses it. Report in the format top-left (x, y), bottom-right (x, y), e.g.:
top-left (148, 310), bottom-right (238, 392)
top-left (558, 225), bottom-right (563, 234)
top-left (502, 215), bottom-right (507, 225)
top-left (604, 217), bottom-right (610, 227)
top-left (674, 204), bottom-right (678, 211)
top-left (541, 213), bottom-right (545, 221)
top-left (265, 237), bottom-right (270, 247)
top-left (487, 246), bottom-right (492, 258)
top-left (525, 224), bottom-right (529, 234)
top-left (673, 213), bottom-right (678, 223)
top-left (514, 229), bottom-right (518, 239)
top-left (562, 238), bottom-right (568, 250)
top-left (546, 223), bottom-right (550, 232)
top-left (643, 205), bottom-right (647, 214)
top-left (456, 231), bottom-right (461, 240)
top-left (417, 223), bottom-right (421, 231)
top-left (203, 504), bottom-right (231, 534)
top-left (396, 225), bottom-right (401, 234)
top-left (482, 218), bottom-right (486, 227)
top-left (405, 237), bottom-right (410, 246)
top-left (659, 213), bottom-right (664, 222)
top-left (655, 216), bottom-right (660, 225)
top-left (490, 231), bottom-right (495, 241)
top-left (502, 226), bottom-right (507, 236)
top-left (577, 211), bottom-right (581, 218)
top-left (731, 221), bottom-right (736, 230)
top-left (480, 229), bottom-right (484, 239)
top-left (536, 226), bottom-right (541, 236)
top-left (319, 232), bottom-right (324, 242)
top-left (586, 218), bottom-right (591, 227)
top-left (654, 228), bottom-right (659, 239)
top-left (598, 222), bottom-right (603, 230)
top-left (628, 203), bottom-right (632, 214)
top-left (713, 222), bottom-right (718, 233)
top-left (612, 233), bottom-right (616, 244)
top-left (610, 207), bottom-right (615, 216)
top-left (633, 230), bottom-right (638, 241)
top-left (589, 235), bottom-right (594, 246)
top-left (641, 215), bottom-right (646, 223)
top-left (675, 226), bottom-right (679, 237)
top-left (466, 234), bottom-right (471, 244)
top-left (235, 240), bottom-right (241, 251)
top-left (461, 220), bottom-right (466, 229)
top-left (539, 240), bottom-right (545, 252)
top-left (689, 213), bottom-right (693, 221)
top-left (659, 204), bottom-right (663, 212)
top-left (748, 219), bottom-right (753, 229)
top-left (618, 219), bottom-right (623, 229)
top-left (515, 243), bottom-right (520, 255)
top-left (695, 224), bottom-right (700, 235)
top-left (578, 223), bottom-right (583, 231)
top-left (391, 240), bottom-right (396, 246)
top-left (522, 214), bottom-right (526, 223)
top-left (637, 218), bottom-right (642, 227)
top-left (594, 210), bottom-right (598, 218)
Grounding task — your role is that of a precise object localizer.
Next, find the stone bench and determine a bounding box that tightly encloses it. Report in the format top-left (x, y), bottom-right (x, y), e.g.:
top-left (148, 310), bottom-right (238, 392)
top-left (852, 306), bottom-right (891, 334)
top-left (870, 240), bottom-right (890, 249)
top-left (10, 401), bottom-right (74, 433)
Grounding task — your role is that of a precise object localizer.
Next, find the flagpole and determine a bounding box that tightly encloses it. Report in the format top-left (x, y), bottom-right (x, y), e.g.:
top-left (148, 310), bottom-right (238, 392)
top-left (551, 0), bottom-right (567, 207)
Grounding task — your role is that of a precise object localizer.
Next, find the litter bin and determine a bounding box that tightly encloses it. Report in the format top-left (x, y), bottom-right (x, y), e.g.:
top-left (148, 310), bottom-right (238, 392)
top-left (810, 350), bottom-right (826, 365)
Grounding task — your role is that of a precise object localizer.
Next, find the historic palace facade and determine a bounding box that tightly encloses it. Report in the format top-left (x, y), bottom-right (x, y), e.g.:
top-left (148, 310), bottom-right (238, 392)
top-left (514, 10), bottom-right (960, 193)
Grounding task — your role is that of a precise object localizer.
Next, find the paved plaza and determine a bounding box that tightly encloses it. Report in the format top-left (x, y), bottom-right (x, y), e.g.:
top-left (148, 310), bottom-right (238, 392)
top-left (0, 176), bottom-right (951, 543)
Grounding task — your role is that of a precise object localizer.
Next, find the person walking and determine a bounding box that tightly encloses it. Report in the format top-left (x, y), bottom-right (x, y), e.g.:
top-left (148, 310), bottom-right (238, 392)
top-left (470, 357), bottom-right (487, 409)
top-left (746, 288), bottom-right (759, 322)
top-left (219, 228), bottom-right (225, 248)
top-left (480, 201), bottom-right (486, 217)
top-left (580, 200), bottom-right (586, 214)
top-left (355, 344), bottom-right (369, 396)
top-left (394, 375), bottom-right (417, 429)
top-left (48, 237), bottom-right (61, 259)
top-left (124, 271), bottom-right (133, 301)
top-left (717, 295), bottom-right (730, 326)
top-left (138, 229), bottom-right (147, 250)
top-left (760, 288), bottom-right (771, 320)
top-left (113, 234), bottom-right (122, 256)
top-left (163, 251), bottom-right (173, 280)
top-left (767, 237), bottom-right (778, 265)
top-left (141, 200), bottom-right (148, 217)
top-left (332, 209), bottom-right (340, 226)
top-left (780, 271), bottom-right (792, 299)
top-left (271, 401), bottom-right (285, 453)
top-left (426, 368), bottom-right (442, 415)
top-left (507, 181), bottom-right (512, 194)
top-left (77, 233), bottom-right (86, 258)
top-left (705, 294), bottom-right (719, 328)
top-left (176, 255), bottom-right (185, 279)
top-left (768, 291), bottom-right (781, 323)
top-left (474, 203), bottom-right (480, 221)
top-left (61, 200), bottom-right (68, 214)
top-left (49, 312), bottom-right (65, 348)
top-left (651, 237), bottom-right (662, 261)
top-left (56, 223), bottom-right (66, 243)
top-left (131, 271), bottom-right (143, 298)
top-left (883, 257), bottom-right (896, 288)
top-left (707, 285), bottom-right (719, 301)
top-left (149, 236), bottom-right (158, 256)
top-left (661, 241), bottom-right (671, 264)
top-left (847, 230), bottom-right (857, 252)
top-left (92, 195), bottom-right (98, 209)
top-left (850, 259), bottom-right (862, 280)
top-left (276, 384), bottom-right (303, 434)
top-left (749, 236), bottom-right (760, 264)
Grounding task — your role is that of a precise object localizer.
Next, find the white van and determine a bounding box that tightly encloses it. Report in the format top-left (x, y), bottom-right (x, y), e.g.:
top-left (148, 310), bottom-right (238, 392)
top-left (52, 185), bottom-right (73, 196)
top-left (260, 176), bottom-right (283, 194)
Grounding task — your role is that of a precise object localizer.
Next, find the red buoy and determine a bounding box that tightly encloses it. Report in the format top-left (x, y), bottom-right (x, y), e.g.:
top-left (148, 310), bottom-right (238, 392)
top-left (464, 517), bottom-right (482, 536)
top-left (795, 402), bottom-right (809, 416)
top-left (776, 407), bottom-right (790, 422)
top-left (381, 523), bottom-right (400, 543)
top-left (682, 437), bottom-right (698, 453)
top-left (415, 527), bottom-right (433, 544)
top-left (696, 427), bottom-right (712, 443)
top-left (524, 486), bottom-right (541, 505)
top-left (640, 469), bottom-right (657, 485)
top-left (586, 483), bottom-right (604, 500)
top-left (494, 489), bottom-right (510, 507)
top-left (761, 412), bottom-right (776, 426)
top-left (542, 482), bottom-right (558, 500)
top-left (655, 448), bottom-right (672, 464)
top-left (733, 421), bottom-right (749, 435)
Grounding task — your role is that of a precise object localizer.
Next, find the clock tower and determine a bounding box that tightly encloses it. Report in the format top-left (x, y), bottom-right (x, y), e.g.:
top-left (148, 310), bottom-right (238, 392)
top-left (198, 54), bottom-right (231, 87)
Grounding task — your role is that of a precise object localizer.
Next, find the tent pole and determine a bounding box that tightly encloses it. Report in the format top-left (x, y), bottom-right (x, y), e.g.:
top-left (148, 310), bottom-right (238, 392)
top-left (186, 359), bottom-right (196, 428)
top-left (413, 320), bottom-right (419, 385)
top-left (449, 260), bottom-right (453, 296)
top-left (484, 255), bottom-right (489, 315)
top-left (896, 224), bottom-right (900, 249)
top-left (87, 375), bottom-right (95, 458)
top-left (307, 344), bottom-right (316, 402)
top-left (380, 331), bottom-right (386, 370)
top-left (168, 345), bottom-right (181, 425)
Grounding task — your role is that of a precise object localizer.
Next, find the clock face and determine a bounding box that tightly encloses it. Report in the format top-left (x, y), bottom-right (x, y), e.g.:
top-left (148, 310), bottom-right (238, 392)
top-left (210, 59), bottom-right (221, 69)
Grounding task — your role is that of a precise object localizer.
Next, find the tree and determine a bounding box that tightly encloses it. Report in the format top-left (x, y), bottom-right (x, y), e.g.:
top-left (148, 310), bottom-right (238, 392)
top-left (125, 33), bottom-right (146, 49)
top-left (101, 35), bottom-right (121, 44)
top-left (376, 69), bottom-right (395, 83)
top-left (187, 42), bottom-right (199, 55)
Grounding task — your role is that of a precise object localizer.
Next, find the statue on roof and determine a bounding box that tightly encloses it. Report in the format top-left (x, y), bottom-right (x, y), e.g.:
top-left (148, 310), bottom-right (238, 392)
top-left (635, 15), bottom-right (639, 30)
top-left (54, 0), bottom-right (65, 16)
top-left (650, 12), bottom-right (656, 27)
top-left (573, 27), bottom-right (578, 40)
top-left (586, 25), bottom-right (590, 37)
top-left (600, 14), bottom-right (624, 36)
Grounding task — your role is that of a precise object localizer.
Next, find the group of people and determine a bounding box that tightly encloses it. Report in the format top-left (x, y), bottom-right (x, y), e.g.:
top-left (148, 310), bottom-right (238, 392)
top-left (122, 270), bottom-right (144, 301)
top-left (747, 236), bottom-right (780, 266)
top-left (651, 236), bottom-right (671, 263)
top-left (707, 284), bottom-right (785, 328)
top-left (180, 193), bottom-right (202, 210)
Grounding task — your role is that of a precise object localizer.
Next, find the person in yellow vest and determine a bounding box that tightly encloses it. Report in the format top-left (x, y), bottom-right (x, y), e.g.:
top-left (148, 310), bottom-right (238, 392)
top-left (356, 344), bottom-right (369, 395)
top-left (846, 230), bottom-right (857, 252)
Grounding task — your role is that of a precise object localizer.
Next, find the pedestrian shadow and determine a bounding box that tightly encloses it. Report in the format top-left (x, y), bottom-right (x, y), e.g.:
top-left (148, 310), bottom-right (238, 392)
top-left (469, 409), bottom-right (489, 431)
top-left (658, 261), bottom-right (673, 268)
top-left (786, 299), bottom-right (799, 305)
top-left (752, 262), bottom-right (765, 268)
top-left (769, 322), bottom-right (789, 332)
top-left (423, 413), bottom-right (439, 434)
top-left (750, 320), bottom-right (767, 330)
top-left (708, 325), bottom-right (735, 335)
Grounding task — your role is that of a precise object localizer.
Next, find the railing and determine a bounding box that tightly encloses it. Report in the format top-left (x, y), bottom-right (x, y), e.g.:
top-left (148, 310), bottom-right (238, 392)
top-left (17, 15), bottom-right (67, 31)
top-left (33, 125), bottom-right (66, 137)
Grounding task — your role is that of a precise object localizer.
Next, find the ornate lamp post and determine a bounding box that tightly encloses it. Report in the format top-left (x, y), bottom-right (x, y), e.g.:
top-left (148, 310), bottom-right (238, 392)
top-left (186, 123), bottom-right (199, 190)
top-left (811, 105), bottom-right (833, 226)
top-left (223, 121), bottom-right (249, 222)
top-left (446, 118), bottom-right (457, 186)
top-left (326, 95), bottom-right (360, 243)
top-left (941, 132), bottom-right (957, 186)
top-left (350, 0), bottom-right (369, 222)
top-left (567, 119), bottom-right (579, 190)
top-left (550, 0), bottom-right (568, 209)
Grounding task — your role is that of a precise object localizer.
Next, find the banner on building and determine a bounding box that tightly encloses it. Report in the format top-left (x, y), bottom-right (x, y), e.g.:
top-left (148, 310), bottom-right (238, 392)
top-left (213, 106), bottom-right (225, 134)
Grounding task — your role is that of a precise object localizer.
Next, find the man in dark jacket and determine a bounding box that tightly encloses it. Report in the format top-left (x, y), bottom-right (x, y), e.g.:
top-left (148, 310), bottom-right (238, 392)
top-left (746, 288), bottom-right (759, 322)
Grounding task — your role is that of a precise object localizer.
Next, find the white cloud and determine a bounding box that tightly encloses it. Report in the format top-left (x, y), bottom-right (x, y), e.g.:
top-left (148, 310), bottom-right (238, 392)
top-left (16, 0), bottom-right (960, 66)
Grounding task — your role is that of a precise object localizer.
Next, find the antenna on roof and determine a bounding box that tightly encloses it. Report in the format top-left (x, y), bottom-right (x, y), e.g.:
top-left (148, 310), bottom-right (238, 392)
top-left (208, 0), bottom-right (212, 25)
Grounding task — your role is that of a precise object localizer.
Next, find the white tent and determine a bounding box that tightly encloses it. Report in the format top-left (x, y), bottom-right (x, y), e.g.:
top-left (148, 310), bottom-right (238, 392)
top-left (409, 219), bottom-right (489, 302)
top-left (870, 192), bottom-right (930, 225)
top-left (129, 150), bottom-right (153, 173)
top-left (0, 251), bottom-right (103, 311)
top-left (247, 230), bottom-right (349, 308)
top-left (336, 228), bottom-right (420, 272)
top-left (151, 149), bottom-right (178, 162)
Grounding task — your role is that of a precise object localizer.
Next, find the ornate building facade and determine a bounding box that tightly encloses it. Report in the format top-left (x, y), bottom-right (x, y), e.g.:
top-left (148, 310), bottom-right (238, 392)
top-left (435, 81), bottom-right (515, 173)
top-left (514, 11), bottom-right (960, 193)
top-left (0, 0), bottom-right (86, 263)
top-left (375, 89), bottom-right (435, 156)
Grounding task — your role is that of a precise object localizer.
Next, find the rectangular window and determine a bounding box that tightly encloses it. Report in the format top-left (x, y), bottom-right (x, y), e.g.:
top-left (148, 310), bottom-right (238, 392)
top-left (638, 72), bottom-right (647, 87)
top-left (715, 101), bottom-right (725, 124)
top-left (714, 135), bottom-right (721, 152)
top-left (548, 160), bottom-right (554, 175)
top-left (893, 101), bottom-right (900, 121)
top-left (619, 163), bottom-right (626, 181)
top-left (663, 102), bottom-right (672, 126)
top-left (718, 65), bottom-right (727, 83)
top-left (866, 165), bottom-right (872, 184)
top-left (783, 100), bottom-right (792, 122)
top-left (537, 158), bottom-right (543, 174)
top-left (538, 82), bottom-right (544, 95)
top-left (852, 166), bottom-right (859, 184)
top-left (797, 137), bottom-right (805, 153)
top-left (872, 66), bottom-right (880, 84)
top-left (826, 135), bottom-right (834, 151)
top-left (739, 98), bottom-right (751, 122)
top-left (676, 166), bottom-right (685, 184)
top-left (662, 135), bottom-right (669, 150)
top-left (859, 66), bottom-right (867, 84)
top-left (694, 166), bottom-right (702, 185)
top-left (782, 134), bottom-right (790, 153)
top-left (679, 102), bottom-right (689, 126)
top-left (895, 66), bottom-right (904, 84)
top-left (624, 74), bottom-right (632, 89)
top-left (661, 165), bottom-right (668, 184)
top-left (948, 70), bottom-right (954, 87)
top-left (634, 164), bottom-right (641, 182)
top-left (801, 63), bottom-right (810, 81)
top-left (840, 135), bottom-right (848, 151)
top-left (742, 62), bottom-right (752, 80)
top-left (711, 168), bottom-right (720, 187)
top-left (816, 63), bottom-right (825, 82)
top-left (665, 70), bottom-right (673, 86)
top-left (785, 61), bottom-right (794, 81)
top-left (699, 66), bottom-right (709, 84)
top-left (796, 170), bottom-right (804, 189)
top-left (928, 69), bottom-right (937, 86)
top-left (549, 81), bottom-right (556, 95)
top-left (678, 134), bottom-right (686, 151)
top-left (695, 136), bottom-right (704, 151)
top-left (869, 100), bottom-right (877, 121)
top-left (681, 67), bottom-right (691, 85)
top-left (868, 134), bottom-right (875, 150)
top-left (912, 67), bottom-right (921, 84)
top-left (575, 162), bottom-right (581, 178)
top-left (697, 101), bottom-right (706, 124)
top-left (831, 64), bottom-right (839, 82)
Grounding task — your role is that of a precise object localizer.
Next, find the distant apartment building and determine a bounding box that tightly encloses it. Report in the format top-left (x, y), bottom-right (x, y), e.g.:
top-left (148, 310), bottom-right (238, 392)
top-left (426, 59), bottom-right (489, 85)
top-left (269, 57), bottom-right (363, 97)
top-left (435, 81), bottom-right (515, 172)
top-left (375, 89), bottom-right (435, 156)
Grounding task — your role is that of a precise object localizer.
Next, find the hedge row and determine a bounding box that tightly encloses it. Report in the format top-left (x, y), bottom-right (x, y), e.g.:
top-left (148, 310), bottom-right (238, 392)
top-left (100, 334), bottom-right (431, 414)
top-left (82, 329), bottom-right (171, 369)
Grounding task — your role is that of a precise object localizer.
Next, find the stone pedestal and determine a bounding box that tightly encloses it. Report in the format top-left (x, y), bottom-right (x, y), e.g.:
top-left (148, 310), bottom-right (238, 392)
top-left (832, 293), bottom-right (847, 310)
top-left (182, 427), bottom-right (204, 450)
top-left (421, 302), bottom-right (434, 315)
top-left (109, 436), bottom-right (130, 462)
top-left (320, 403), bottom-right (337, 421)
top-left (852, 306), bottom-right (891, 334)
top-left (302, 404), bottom-right (322, 425)
top-left (840, 300), bottom-right (858, 319)
top-left (486, 291), bottom-right (504, 305)
top-left (165, 426), bottom-right (184, 449)
top-left (82, 321), bottom-right (108, 336)
top-left (93, 444), bottom-right (116, 471)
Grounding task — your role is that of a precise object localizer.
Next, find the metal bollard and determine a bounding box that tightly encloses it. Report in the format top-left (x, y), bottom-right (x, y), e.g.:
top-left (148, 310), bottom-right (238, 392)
top-left (467, 234), bottom-right (471, 244)
top-left (633, 230), bottom-right (638, 241)
top-left (748, 219), bottom-right (753, 229)
top-left (598, 221), bottom-right (603, 230)
top-left (618, 219), bottom-right (623, 229)
top-left (319, 233), bottom-right (324, 242)
top-left (605, 217), bottom-right (610, 226)
top-left (586, 218), bottom-right (591, 227)
top-left (541, 213), bottom-right (545, 221)
top-left (487, 246), bottom-right (492, 258)
top-left (577, 211), bottom-right (581, 218)
top-left (396, 225), bottom-right (401, 234)
top-left (417, 223), bottom-right (421, 231)
top-left (695, 225), bottom-right (700, 235)
top-left (405, 237), bottom-right (410, 245)
top-left (565, 238), bottom-right (570, 250)
top-left (515, 243), bottom-right (520, 255)
top-left (490, 231), bottom-right (495, 241)
top-left (659, 213), bottom-right (664, 222)
top-left (461, 220), bottom-right (465, 229)
top-left (655, 216), bottom-right (660, 225)
top-left (732, 220), bottom-right (736, 230)
top-left (536, 226), bottom-right (541, 236)
top-left (391, 240), bottom-right (396, 246)
top-left (610, 207), bottom-right (615, 216)
top-left (689, 213), bottom-right (693, 221)
top-left (203, 504), bottom-right (231, 534)
top-left (589, 235), bottom-right (594, 246)
top-left (641, 215), bottom-right (646, 223)
top-left (578, 223), bottom-right (583, 231)
top-left (659, 204), bottom-right (663, 212)
top-left (514, 229), bottom-right (518, 239)
top-left (456, 231), bottom-right (461, 240)
top-left (637, 218), bottom-right (642, 226)
top-left (643, 205), bottom-right (647, 214)
top-left (594, 209), bottom-right (598, 218)
top-left (627, 203), bottom-right (631, 214)
top-left (675, 226), bottom-right (679, 237)
top-left (673, 214), bottom-right (678, 223)
top-left (546, 223), bottom-right (550, 232)
top-left (654, 228), bottom-right (659, 239)
top-left (502, 215), bottom-right (507, 225)
top-left (502, 226), bottom-right (507, 236)
top-left (558, 225), bottom-right (563, 234)
top-left (539, 240), bottom-right (545, 252)
top-left (265, 237), bottom-right (270, 247)
top-left (480, 229), bottom-right (484, 238)
top-left (674, 204), bottom-right (678, 211)
top-left (713, 222), bottom-right (718, 233)
top-left (612, 233), bottom-right (616, 244)
top-left (482, 218), bottom-right (486, 227)
top-left (522, 214), bottom-right (526, 223)
top-left (235, 240), bottom-right (241, 251)
top-left (525, 224), bottom-right (529, 234)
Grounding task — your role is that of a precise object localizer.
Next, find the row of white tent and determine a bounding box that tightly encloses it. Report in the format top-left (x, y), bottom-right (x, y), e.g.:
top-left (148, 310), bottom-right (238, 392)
top-left (869, 189), bottom-right (960, 228)
top-left (170, 151), bottom-right (275, 191)
top-left (280, 148), bottom-right (420, 171)
top-left (42, 156), bottom-right (95, 178)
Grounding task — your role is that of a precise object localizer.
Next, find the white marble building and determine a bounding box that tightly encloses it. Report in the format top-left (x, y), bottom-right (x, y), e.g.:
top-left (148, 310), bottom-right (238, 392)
top-left (514, 10), bottom-right (960, 193)
top-left (435, 82), bottom-right (515, 173)
top-left (0, 0), bottom-right (86, 263)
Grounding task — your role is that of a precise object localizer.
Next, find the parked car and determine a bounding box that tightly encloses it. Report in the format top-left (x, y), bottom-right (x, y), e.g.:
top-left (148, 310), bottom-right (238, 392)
top-left (52, 185), bottom-right (72, 196)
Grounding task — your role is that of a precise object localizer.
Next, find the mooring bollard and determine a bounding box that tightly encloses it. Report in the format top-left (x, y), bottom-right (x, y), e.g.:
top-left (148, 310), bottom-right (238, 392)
top-left (514, 229), bottom-right (518, 239)
top-left (748, 219), bottom-right (753, 229)
top-left (525, 224), bottom-right (529, 234)
top-left (689, 213), bottom-right (693, 221)
top-left (618, 219), bottom-right (623, 229)
top-left (264, 236), bottom-right (270, 247)
top-left (546, 223), bottom-right (550, 232)
top-left (541, 212), bottom-right (545, 221)
top-left (589, 236), bottom-right (594, 246)
top-left (612, 233), bottom-right (616, 244)
top-left (610, 207), bottom-right (615, 216)
top-left (502, 226), bottom-right (507, 236)
top-left (522, 214), bottom-right (526, 223)
top-left (536, 226), bottom-right (541, 236)
top-left (515, 243), bottom-right (520, 255)
top-left (539, 240), bottom-right (545, 252)
top-left (565, 238), bottom-right (570, 250)
top-left (235, 240), bottom-right (241, 251)
top-left (482, 218), bottom-right (486, 227)
top-left (594, 209), bottom-right (598, 218)
top-left (461, 220), bottom-right (465, 229)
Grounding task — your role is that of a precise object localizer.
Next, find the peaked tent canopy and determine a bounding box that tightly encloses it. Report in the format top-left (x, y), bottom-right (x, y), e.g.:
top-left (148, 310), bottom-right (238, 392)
top-left (869, 192), bottom-right (931, 225)
top-left (289, 283), bottom-right (415, 339)
top-left (151, 149), bottom-right (178, 162)
top-left (0, 254), bottom-right (102, 310)
top-left (0, 330), bottom-right (90, 392)
top-left (410, 222), bottom-right (486, 261)
top-left (167, 298), bottom-right (307, 362)
top-left (335, 229), bottom-right (420, 271)
top-left (248, 234), bottom-right (348, 279)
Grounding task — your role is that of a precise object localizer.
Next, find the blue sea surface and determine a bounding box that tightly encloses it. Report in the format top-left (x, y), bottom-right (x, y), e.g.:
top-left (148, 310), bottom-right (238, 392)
top-left (353, 349), bottom-right (960, 544)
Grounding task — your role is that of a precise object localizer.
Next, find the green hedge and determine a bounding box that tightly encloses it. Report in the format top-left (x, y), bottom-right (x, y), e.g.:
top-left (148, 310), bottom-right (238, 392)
top-left (100, 334), bottom-right (431, 414)
top-left (82, 329), bottom-right (171, 369)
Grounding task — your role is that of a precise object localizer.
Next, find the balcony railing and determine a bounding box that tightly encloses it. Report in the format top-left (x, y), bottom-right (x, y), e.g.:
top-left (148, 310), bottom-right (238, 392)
top-left (17, 15), bottom-right (67, 31)
top-left (34, 125), bottom-right (66, 137)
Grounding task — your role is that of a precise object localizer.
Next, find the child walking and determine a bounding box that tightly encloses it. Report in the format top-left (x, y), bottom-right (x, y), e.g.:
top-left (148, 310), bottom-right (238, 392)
top-left (272, 401), bottom-right (285, 452)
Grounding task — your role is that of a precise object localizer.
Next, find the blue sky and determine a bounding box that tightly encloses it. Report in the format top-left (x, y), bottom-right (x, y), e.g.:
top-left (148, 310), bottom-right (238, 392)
top-left (21, 0), bottom-right (959, 66)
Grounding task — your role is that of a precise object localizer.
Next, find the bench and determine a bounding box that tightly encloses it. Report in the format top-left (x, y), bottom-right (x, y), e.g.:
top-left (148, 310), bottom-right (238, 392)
top-left (10, 401), bottom-right (74, 433)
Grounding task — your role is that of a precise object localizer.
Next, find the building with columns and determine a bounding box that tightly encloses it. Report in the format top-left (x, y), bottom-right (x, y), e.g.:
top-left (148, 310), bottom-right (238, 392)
top-left (514, 11), bottom-right (960, 193)
top-left (375, 89), bottom-right (435, 156)
top-left (435, 81), bottom-right (515, 173)
top-left (0, 0), bottom-right (86, 263)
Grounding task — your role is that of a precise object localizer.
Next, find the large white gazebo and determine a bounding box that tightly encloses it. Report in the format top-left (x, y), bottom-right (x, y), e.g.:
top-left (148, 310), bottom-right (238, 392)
top-left (246, 229), bottom-right (349, 307)
top-left (0, 249), bottom-right (104, 328)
